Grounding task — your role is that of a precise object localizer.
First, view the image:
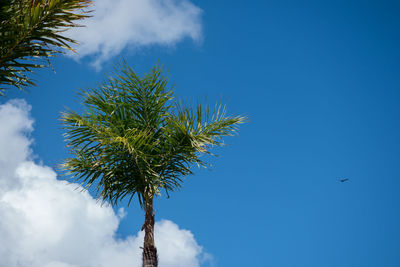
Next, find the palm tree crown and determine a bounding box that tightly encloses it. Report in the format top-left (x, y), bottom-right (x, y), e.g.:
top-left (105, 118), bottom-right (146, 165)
top-left (61, 63), bottom-right (245, 207)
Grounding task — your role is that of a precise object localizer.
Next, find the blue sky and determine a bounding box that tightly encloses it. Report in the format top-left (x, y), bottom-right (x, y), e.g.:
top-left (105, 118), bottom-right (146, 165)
top-left (1, 0), bottom-right (400, 266)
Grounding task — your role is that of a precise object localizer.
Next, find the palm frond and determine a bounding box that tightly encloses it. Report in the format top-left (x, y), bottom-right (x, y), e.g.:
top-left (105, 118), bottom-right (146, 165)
top-left (0, 0), bottom-right (92, 95)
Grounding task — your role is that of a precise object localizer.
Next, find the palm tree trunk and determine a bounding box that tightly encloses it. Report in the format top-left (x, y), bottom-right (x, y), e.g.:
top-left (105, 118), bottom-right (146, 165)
top-left (142, 196), bottom-right (158, 267)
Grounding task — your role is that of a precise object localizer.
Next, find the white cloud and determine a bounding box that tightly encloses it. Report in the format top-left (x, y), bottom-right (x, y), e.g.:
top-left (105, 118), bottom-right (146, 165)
top-left (0, 100), bottom-right (208, 267)
top-left (0, 100), bottom-right (33, 192)
top-left (66, 0), bottom-right (203, 68)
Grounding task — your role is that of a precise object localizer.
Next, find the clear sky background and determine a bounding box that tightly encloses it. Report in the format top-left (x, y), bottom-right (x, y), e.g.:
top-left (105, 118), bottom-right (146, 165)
top-left (1, 0), bottom-right (400, 266)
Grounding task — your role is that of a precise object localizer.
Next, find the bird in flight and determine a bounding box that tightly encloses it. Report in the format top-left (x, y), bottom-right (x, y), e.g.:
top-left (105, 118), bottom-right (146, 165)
top-left (338, 178), bottom-right (349, 183)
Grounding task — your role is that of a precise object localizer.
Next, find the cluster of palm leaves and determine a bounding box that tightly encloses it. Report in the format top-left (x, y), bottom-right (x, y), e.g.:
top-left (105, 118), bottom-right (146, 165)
top-left (0, 0), bottom-right (91, 95)
top-left (61, 63), bottom-right (245, 207)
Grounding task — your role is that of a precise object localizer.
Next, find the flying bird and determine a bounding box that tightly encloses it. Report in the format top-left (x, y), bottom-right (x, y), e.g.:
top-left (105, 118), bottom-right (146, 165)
top-left (338, 178), bottom-right (349, 183)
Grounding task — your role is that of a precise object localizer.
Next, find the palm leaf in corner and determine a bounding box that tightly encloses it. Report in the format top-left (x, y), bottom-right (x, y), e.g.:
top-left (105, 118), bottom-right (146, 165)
top-left (0, 0), bottom-right (92, 95)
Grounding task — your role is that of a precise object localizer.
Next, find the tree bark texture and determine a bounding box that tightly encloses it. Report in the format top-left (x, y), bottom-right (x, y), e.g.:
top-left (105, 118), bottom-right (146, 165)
top-left (142, 196), bottom-right (158, 267)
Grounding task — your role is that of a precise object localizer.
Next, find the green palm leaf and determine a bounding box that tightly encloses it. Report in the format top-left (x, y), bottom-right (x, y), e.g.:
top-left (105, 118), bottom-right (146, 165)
top-left (0, 0), bottom-right (91, 95)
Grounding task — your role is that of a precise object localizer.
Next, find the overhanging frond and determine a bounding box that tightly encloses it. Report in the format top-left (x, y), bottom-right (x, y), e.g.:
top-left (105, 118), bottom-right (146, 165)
top-left (0, 0), bottom-right (92, 95)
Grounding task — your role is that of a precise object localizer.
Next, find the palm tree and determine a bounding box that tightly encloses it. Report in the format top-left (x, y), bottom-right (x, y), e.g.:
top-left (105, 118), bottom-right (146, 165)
top-left (60, 63), bottom-right (245, 267)
top-left (0, 0), bottom-right (91, 95)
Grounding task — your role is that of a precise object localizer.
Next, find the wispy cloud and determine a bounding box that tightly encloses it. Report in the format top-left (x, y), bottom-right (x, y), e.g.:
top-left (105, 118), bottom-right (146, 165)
top-left (66, 0), bottom-right (203, 68)
top-left (0, 100), bottom-right (208, 267)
